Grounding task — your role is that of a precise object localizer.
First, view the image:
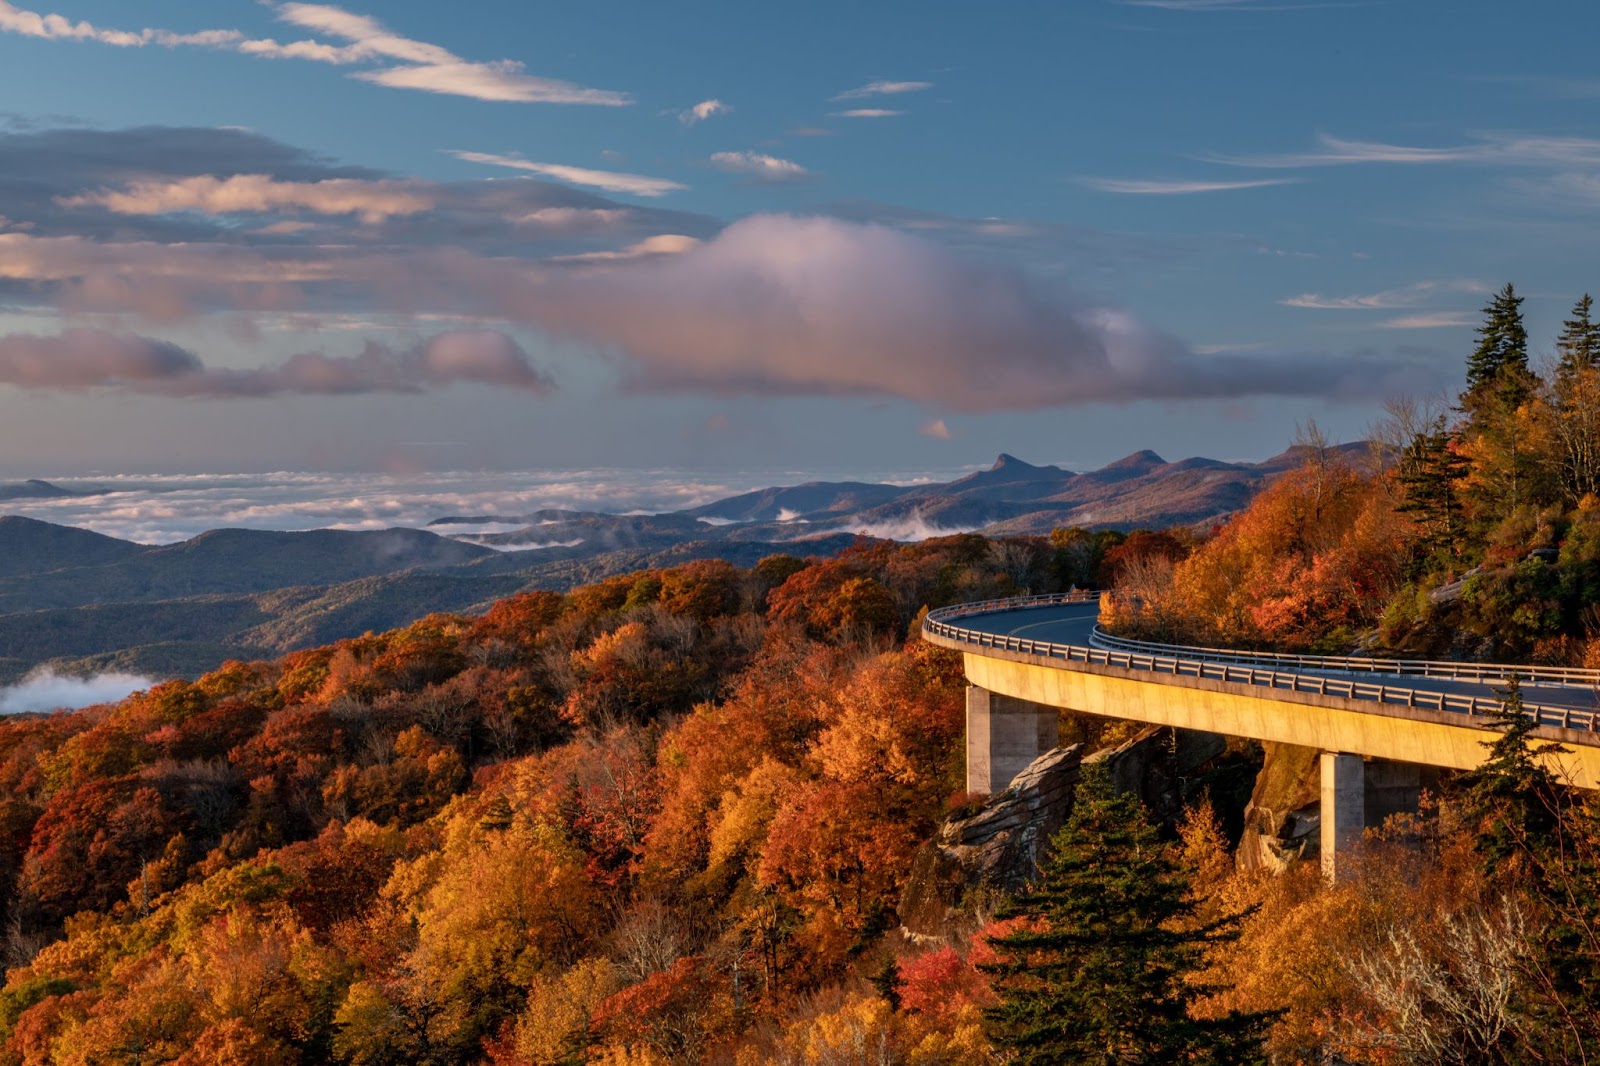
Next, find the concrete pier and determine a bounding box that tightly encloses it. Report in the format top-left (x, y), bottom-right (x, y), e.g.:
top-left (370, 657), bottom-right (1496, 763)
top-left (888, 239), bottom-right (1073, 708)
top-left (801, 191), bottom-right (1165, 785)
top-left (966, 686), bottom-right (1057, 794)
top-left (1320, 752), bottom-right (1365, 881)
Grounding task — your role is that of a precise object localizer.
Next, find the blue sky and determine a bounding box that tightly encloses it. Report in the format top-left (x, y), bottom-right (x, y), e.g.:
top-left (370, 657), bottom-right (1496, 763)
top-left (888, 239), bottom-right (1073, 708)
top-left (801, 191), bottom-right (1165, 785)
top-left (2, 0), bottom-right (1600, 477)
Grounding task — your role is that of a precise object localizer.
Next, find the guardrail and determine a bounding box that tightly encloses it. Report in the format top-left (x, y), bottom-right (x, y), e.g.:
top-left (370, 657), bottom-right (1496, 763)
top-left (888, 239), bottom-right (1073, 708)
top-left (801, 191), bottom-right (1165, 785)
top-left (1087, 627), bottom-right (1600, 688)
top-left (922, 593), bottom-right (1600, 734)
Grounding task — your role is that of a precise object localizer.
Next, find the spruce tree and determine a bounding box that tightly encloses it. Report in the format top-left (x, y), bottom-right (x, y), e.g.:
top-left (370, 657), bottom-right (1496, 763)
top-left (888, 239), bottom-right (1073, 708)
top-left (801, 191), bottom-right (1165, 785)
top-left (1395, 415), bottom-right (1469, 566)
top-left (1556, 294), bottom-right (1600, 385)
top-left (981, 764), bottom-right (1274, 1065)
top-left (1458, 676), bottom-right (1563, 878)
top-left (1464, 283), bottom-right (1531, 422)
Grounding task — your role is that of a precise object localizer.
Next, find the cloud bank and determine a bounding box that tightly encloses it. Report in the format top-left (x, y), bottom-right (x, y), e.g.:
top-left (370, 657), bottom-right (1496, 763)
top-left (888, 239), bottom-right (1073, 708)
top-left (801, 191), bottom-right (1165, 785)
top-left (519, 214), bottom-right (1446, 411)
top-left (0, 329), bottom-right (552, 396)
top-left (0, 669), bottom-right (155, 714)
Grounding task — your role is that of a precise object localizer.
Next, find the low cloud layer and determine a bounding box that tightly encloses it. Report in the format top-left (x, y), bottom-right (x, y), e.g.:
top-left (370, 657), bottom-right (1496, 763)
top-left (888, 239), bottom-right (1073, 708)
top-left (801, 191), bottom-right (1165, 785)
top-left (0, 329), bottom-right (552, 396)
top-left (521, 214), bottom-right (1447, 411)
top-left (0, 669), bottom-right (156, 714)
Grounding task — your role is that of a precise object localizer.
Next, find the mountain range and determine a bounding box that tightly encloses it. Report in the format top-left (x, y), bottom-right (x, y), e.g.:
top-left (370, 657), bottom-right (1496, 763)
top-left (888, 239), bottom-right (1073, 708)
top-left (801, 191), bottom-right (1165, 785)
top-left (0, 444), bottom-right (1361, 685)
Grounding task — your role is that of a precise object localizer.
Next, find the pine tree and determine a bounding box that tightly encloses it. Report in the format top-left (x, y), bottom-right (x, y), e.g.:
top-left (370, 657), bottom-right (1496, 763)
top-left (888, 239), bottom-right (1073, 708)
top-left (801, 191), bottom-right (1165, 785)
top-left (1556, 294), bottom-right (1600, 385)
top-left (1464, 283), bottom-right (1531, 422)
top-left (981, 764), bottom-right (1274, 1065)
top-left (1458, 676), bottom-right (1564, 877)
top-left (1395, 415), bottom-right (1469, 566)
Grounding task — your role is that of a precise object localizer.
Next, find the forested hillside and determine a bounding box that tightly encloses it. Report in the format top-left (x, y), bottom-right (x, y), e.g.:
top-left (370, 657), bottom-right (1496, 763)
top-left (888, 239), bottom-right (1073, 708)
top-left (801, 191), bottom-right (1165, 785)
top-left (3, 286), bottom-right (1600, 1063)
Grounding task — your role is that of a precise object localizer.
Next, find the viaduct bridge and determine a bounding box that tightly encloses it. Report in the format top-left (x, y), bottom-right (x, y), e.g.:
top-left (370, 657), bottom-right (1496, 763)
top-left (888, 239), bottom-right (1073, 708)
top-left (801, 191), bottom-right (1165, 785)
top-left (922, 592), bottom-right (1600, 878)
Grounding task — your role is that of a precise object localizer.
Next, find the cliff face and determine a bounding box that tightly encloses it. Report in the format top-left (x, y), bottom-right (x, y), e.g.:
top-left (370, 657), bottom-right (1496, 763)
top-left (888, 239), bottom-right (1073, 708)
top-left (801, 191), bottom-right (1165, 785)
top-left (899, 725), bottom-right (1227, 940)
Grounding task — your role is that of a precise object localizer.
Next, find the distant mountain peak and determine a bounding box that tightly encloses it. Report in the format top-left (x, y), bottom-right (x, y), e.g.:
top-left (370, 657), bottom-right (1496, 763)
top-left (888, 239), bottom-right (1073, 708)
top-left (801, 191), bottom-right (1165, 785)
top-left (989, 453), bottom-right (1036, 472)
top-left (1103, 449), bottom-right (1166, 471)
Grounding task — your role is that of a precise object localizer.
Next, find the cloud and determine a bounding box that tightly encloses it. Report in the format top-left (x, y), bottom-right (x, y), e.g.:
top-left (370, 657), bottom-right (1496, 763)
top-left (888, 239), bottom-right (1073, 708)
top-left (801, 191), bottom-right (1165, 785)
top-left (679, 99), bottom-right (730, 125)
top-left (0, 669), bottom-right (156, 714)
top-left (0, 0), bottom-right (631, 105)
top-left (919, 418), bottom-right (953, 440)
top-left (835, 513), bottom-right (979, 542)
top-left (1280, 279), bottom-right (1488, 310)
top-left (553, 234), bottom-right (701, 263)
top-left (831, 109), bottom-right (903, 118)
top-left (1081, 177), bottom-right (1297, 194)
top-left (1211, 132), bottom-right (1600, 169)
top-left (451, 151), bottom-right (686, 197)
top-left (517, 213), bottom-right (1447, 411)
top-left (831, 80), bottom-right (933, 101)
top-left (1380, 312), bottom-right (1480, 330)
top-left (0, 328), bottom-right (553, 396)
top-left (59, 173), bottom-right (435, 223)
top-left (709, 151), bottom-right (811, 183)
top-left (0, 329), bottom-right (200, 387)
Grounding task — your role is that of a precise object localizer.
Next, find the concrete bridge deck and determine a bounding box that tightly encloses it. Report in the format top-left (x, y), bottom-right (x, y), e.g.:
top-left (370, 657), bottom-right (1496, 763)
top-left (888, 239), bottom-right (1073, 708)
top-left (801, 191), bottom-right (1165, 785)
top-left (922, 593), bottom-right (1600, 876)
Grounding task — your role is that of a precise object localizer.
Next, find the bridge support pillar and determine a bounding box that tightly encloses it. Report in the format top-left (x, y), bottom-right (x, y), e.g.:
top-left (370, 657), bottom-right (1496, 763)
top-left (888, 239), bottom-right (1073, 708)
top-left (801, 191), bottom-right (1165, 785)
top-left (967, 686), bottom-right (1057, 794)
top-left (1320, 752), bottom-right (1365, 881)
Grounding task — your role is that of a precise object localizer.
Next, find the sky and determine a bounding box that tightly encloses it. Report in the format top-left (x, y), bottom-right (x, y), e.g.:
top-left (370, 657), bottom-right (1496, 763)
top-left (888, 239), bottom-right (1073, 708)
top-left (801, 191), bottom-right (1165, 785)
top-left (3, 0), bottom-right (1600, 480)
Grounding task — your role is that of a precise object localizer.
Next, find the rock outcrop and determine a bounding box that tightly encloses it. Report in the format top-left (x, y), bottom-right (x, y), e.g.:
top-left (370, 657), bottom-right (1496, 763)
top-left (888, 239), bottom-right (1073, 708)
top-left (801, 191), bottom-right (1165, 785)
top-left (899, 725), bottom-right (1229, 940)
top-left (1236, 742), bottom-right (1323, 873)
top-left (899, 744), bottom-right (1082, 940)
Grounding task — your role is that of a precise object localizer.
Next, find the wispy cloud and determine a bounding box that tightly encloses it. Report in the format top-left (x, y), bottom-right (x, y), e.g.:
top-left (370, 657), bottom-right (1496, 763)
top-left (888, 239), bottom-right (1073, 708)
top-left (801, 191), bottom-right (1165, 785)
top-left (1280, 279), bottom-right (1487, 310)
top-left (830, 79), bottom-right (932, 101)
top-left (1211, 132), bottom-right (1600, 169)
top-left (0, 0), bottom-right (631, 104)
top-left (1380, 312), bottom-right (1480, 329)
top-left (1081, 176), bottom-right (1297, 194)
top-left (59, 174), bottom-right (434, 223)
top-left (708, 151), bottom-right (811, 183)
top-left (552, 234), bottom-right (701, 263)
top-left (830, 109), bottom-right (904, 119)
top-left (679, 99), bottom-right (730, 125)
top-left (451, 151), bottom-right (687, 197)
top-left (919, 418), bottom-right (953, 440)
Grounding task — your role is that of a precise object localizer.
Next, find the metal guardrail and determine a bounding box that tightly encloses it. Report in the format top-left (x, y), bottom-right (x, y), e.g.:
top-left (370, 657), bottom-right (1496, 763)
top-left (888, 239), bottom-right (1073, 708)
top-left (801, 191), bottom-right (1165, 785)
top-left (922, 593), bottom-right (1600, 734)
top-left (1087, 627), bottom-right (1600, 688)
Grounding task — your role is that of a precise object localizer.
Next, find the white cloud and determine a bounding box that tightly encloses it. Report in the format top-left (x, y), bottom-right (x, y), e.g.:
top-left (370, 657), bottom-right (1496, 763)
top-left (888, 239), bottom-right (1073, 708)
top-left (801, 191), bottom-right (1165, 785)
top-left (1212, 132), bottom-right (1600, 169)
top-left (830, 109), bottom-right (903, 118)
top-left (831, 79), bottom-right (933, 101)
top-left (1380, 312), bottom-right (1480, 329)
top-left (0, 0), bottom-right (631, 104)
top-left (679, 99), bottom-right (730, 125)
top-left (1081, 176), bottom-right (1296, 194)
top-left (708, 151), bottom-right (811, 183)
top-left (0, 669), bottom-right (156, 714)
top-left (1280, 279), bottom-right (1488, 310)
top-left (451, 151), bottom-right (686, 197)
top-left (919, 419), bottom-right (953, 440)
top-left (59, 173), bottom-right (435, 223)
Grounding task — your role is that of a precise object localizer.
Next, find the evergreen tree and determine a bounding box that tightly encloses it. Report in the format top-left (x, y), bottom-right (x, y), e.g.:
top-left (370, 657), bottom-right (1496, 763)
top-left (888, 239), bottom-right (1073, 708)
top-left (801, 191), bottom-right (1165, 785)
top-left (1556, 294), bottom-right (1600, 386)
top-left (981, 764), bottom-right (1274, 1065)
top-left (1458, 676), bottom-right (1564, 878)
top-left (1395, 415), bottom-right (1469, 566)
top-left (1464, 283), bottom-right (1531, 422)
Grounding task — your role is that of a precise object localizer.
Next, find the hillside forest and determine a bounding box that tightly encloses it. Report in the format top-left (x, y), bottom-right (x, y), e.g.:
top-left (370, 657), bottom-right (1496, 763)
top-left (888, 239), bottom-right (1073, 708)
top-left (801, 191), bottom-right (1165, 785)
top-left (0, 284), bottom-right (1597, 1062)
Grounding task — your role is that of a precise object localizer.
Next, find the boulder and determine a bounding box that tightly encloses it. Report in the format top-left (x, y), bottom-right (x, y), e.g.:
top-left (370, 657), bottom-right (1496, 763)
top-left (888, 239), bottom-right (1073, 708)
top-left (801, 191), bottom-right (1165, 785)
top-left (899, 744), bottom-right (1082, 940)
top-left (898, 725), bottom-right (1229, 940)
